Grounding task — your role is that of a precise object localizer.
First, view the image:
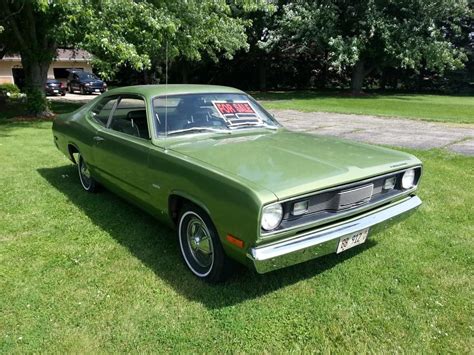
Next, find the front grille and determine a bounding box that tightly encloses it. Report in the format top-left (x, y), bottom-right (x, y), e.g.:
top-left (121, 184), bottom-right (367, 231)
top-left (334, 184), bottom-right (373, 210)
top-left (261, 166), bottom-right (422, 235)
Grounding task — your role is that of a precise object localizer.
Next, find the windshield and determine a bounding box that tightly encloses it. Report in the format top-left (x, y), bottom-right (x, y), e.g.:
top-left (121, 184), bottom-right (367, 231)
top-left (78, 72), bottom-right (98, 80)
top-left (152, 93), bottom-right (279, 136)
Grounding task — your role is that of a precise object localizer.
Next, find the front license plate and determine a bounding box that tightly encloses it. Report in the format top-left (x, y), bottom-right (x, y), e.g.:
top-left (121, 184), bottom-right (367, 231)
top-left (336, 228), bottom-right (369, 254)
top-left (53, 90), bottom-right (59, 93)
top-left (95, 89), bottom-right (100, 92)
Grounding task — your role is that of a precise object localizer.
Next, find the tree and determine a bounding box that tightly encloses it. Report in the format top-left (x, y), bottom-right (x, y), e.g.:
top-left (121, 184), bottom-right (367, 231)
top-left (0, 1), bottom-right (81, 115)
top-left (261, 0), bottom-right (471, 94)
top-left (75, 0), bottom-right (253, 82)
top-left (0, 0), bottom-right (263, 116)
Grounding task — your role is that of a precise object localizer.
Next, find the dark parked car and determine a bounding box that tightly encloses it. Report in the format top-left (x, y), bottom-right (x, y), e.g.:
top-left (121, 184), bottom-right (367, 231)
top-left (67, 70), bottom-right (107, 95)
top-left (45, 79), bottom-right (66, 96)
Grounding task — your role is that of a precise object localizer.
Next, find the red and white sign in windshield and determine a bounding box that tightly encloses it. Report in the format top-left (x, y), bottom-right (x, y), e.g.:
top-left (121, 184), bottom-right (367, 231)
top-left (212, 101), bottom-right (262, 127)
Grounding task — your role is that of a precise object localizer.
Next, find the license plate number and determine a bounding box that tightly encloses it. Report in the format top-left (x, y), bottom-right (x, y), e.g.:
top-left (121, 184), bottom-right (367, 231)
top-left (53, 90), bottom-right (59, 93)
top-left (95, 89), bottom-right (100, 92)
top-left (336, 228), bottom-right (369, 253)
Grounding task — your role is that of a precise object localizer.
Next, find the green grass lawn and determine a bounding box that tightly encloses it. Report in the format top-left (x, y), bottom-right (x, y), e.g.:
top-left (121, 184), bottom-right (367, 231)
top-left (0, 119), bottom-right (472, 352)
top-left (254, 91), bottom-right (474, 124)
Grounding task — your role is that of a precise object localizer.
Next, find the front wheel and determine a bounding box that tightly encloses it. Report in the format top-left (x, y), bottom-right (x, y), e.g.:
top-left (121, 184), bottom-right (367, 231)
top-left (178, 205), bottom-right (233, 283)
top-left (77, 154), bottom-right (98, 192)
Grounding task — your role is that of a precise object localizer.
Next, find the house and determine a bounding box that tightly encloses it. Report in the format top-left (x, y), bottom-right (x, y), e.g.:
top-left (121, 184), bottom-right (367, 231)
top-left (0, 49), bottom-right (93, 87)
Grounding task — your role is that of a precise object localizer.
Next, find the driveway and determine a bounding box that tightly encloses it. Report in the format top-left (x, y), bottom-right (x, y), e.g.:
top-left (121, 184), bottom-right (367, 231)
top-left (48, 95), bottom-right (474, 156)
top-left (272, 110), bottom-right (474, 156)
top-left (49, 92), bottom-right (101, 104)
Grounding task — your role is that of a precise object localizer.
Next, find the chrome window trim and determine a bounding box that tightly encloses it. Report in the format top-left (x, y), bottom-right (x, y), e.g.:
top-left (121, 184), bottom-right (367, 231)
top-left (259, 165), bottom-right (422, 237)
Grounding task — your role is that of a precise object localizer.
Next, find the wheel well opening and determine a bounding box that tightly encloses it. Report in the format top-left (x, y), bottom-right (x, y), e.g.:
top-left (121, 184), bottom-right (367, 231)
top-left (168, 194), bottom-right (186, 226)
top-left (67, 144), bottom-right (79, 164)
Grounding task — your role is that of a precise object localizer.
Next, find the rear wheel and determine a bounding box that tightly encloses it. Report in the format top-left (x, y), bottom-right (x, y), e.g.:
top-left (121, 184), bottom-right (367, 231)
top-left (77, 154), bottom-right (98, 192)
top-left (80, 86), bottom-right (85, 95)
top-left (68, 84), bottom-right (73, 93)
top-left (178, 204), bottom-right (233, 282)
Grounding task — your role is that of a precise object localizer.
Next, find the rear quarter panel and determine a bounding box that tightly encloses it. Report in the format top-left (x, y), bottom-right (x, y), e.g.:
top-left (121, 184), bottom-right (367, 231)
top-left (52, 99), bottom-right (100, 166)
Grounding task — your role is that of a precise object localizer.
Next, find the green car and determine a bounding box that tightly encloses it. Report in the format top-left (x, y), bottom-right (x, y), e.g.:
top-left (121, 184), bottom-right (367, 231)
top-left (52, 84), bottom-right (422, 282)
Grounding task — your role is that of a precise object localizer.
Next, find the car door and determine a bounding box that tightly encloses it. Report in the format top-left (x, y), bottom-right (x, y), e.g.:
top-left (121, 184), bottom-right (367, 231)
top-left (91, 94), bottom-right (153, 206)
top-left (70, 73), bottom-right (78, 91)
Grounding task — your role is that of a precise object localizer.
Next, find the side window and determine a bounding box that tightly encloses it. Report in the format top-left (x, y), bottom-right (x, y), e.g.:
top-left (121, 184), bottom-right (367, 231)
top-left (90, 96), bottom-right (119, 126)
top-left (109, 96), bottom-right (149, 139)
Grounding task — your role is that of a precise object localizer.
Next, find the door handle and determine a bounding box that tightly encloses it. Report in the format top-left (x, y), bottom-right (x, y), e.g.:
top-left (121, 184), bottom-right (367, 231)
top-left (93, 136), bottom-right (105, 143)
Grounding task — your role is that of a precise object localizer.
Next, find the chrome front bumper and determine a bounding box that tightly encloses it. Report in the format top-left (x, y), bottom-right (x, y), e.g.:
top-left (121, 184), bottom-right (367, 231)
top-left (248, 195), bottom-right (422, 274)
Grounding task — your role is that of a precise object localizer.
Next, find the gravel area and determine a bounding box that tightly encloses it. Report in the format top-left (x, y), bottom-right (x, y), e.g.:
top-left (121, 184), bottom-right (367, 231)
top-left (48, 95), bottom-right (474, 156)
top-left (272, 110), bottom-right (474, 156)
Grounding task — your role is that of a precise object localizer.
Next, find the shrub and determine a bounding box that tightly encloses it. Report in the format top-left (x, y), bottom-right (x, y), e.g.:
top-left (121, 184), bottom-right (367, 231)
top-left (0, 83), bottom-right (21, 96)
top-left (25, 87), bottom-right (50, 115)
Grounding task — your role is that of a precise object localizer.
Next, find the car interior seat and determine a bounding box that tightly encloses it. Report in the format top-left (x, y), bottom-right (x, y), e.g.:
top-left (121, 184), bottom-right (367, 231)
top-left (126, 110), bottom-right (149, 139)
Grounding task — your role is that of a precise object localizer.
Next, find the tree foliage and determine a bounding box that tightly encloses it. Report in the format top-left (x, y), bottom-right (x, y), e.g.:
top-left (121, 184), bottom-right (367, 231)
top-left (0, 0), bottom-right (260, 115)
top-left (74, 0), bottom-right (255, 80)
top-left (0, 0), bottom-right (471, 115)
top-left (261, 0), bottom-right (472, 93)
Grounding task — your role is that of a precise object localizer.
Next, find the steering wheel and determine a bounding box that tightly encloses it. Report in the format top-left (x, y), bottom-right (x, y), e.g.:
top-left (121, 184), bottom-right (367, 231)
top-left (185, 110), bottom-right (227, 129)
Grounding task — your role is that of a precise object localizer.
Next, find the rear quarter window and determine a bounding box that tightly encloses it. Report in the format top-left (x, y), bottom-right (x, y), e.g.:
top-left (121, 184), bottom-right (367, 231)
top-left (90, 96), bottom-right (119, 126)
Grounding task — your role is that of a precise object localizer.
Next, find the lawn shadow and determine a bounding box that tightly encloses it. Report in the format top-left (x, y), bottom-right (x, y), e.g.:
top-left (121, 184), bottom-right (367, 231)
top-left (38, 164), bottom-right (377, 309)
top-left (0, 100), bottom-right (82, 121)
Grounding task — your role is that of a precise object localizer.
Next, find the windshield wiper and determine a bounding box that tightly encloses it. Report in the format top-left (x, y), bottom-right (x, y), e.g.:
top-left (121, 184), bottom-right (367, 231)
top-left (231, 122), bottom-right (278, 130)
top-left (167, 127), bottom-right (231, 136)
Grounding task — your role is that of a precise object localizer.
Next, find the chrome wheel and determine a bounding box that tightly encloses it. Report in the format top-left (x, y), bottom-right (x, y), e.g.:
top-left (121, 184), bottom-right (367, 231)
top-left (179, 210), bottom-right (215, 277)
top-left (78, 155), bottom-right (92, 191)
top-left (186, 215), bottom-right (214, 268)
top-left (178, 204), bottom-right (234, 282)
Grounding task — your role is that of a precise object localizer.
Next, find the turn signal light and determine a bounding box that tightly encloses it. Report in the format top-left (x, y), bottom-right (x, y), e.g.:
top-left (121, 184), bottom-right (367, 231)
top-left (292, 200), bottom-right (309, 216)
top-left (226, 234), bottom-right (244, 249)
top-left (383, 176), bottom-right (397, 190)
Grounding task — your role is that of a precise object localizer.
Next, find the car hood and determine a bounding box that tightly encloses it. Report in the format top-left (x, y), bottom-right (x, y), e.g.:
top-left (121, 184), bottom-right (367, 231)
top-left (87, 80), bottom-right (103, 85)
top-left (168, 129), bottom-right (421, 200)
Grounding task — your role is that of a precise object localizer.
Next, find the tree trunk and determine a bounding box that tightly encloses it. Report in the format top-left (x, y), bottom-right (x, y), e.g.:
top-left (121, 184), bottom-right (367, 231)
top-left (21, 53), bottom-right (52, 115)
top-left (143, 70), bottom-right (151, 84)
top-left (1, 1), bottom-right (55, 116)
top-left (258, 60), bottom-right (267, 91)
top-left (317, 51), bottom-right (329, 89)
top-left (181, 61), bottom-right (189, 83)
top-left (351, 59), bottom-right (365, 95)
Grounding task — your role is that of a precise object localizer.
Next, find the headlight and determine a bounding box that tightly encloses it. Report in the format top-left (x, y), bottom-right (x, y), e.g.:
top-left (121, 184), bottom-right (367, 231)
top-left (261, 204), bottom-right (283, 231)
top-left (401, 169), bottom-right (416, 189)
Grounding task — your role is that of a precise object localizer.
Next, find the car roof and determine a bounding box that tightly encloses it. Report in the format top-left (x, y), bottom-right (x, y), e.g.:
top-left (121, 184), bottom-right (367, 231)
top-left (105, 84), bottom-right (245, 97)
top-left (69, 70), bottom-right (94, 75)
